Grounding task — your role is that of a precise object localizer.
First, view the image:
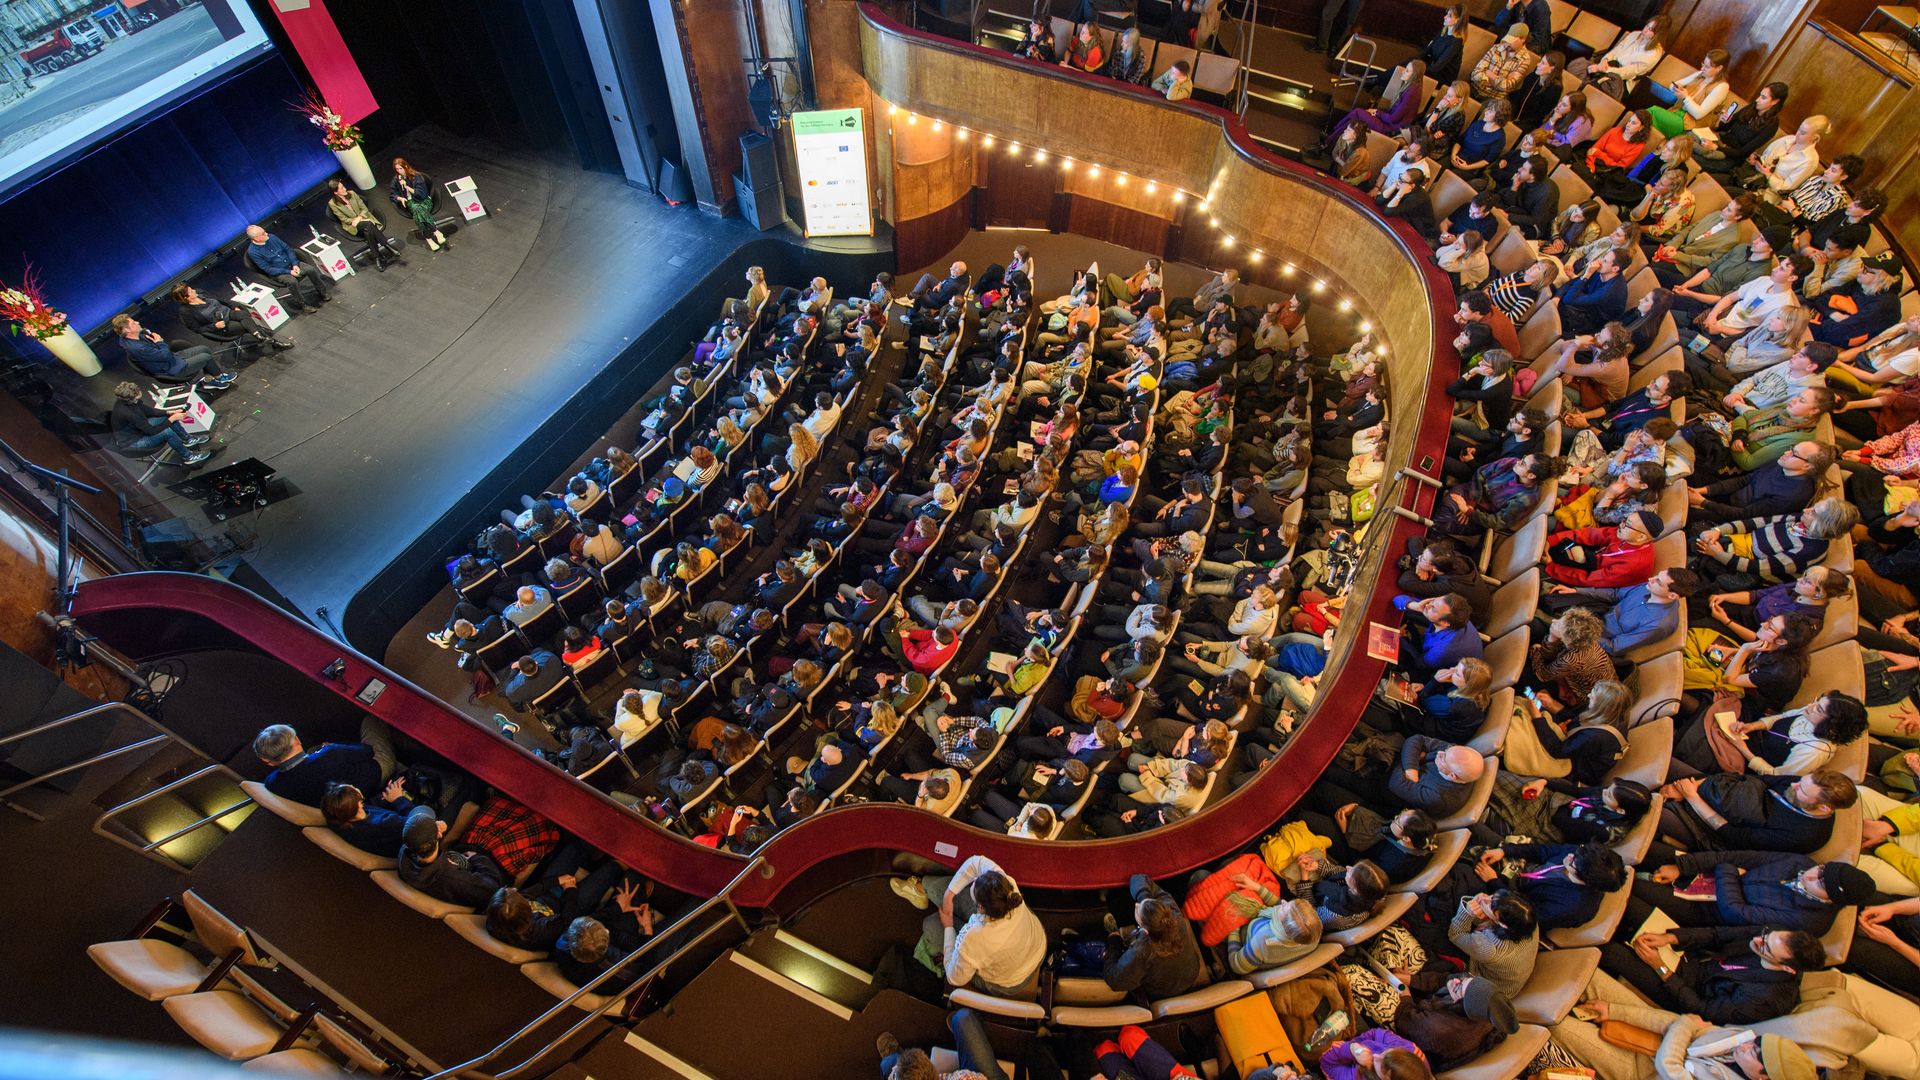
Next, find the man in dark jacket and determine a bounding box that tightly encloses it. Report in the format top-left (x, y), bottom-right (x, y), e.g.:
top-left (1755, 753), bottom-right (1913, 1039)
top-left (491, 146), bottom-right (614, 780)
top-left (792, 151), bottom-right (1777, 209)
top-left (1686, 443), bottom-right (1824, 529)
top-left (1479, 841), bottom-right (1627, 931)
top-left (1492, 0), bottom-right (1551, 53)
top-left (1494, 155), bottom-right (1558, 241)
top-left (1630, 851), bottom-right (1875, 935)
top-left (108, 381), bottom-right (212, 463)
top-left (1091, 874), bottom-right (1207, 999)
top-left (112, 314), bottom-right (234, 387)
top-left (1601, 924), bottom-right (1824, 1024)
top-left (244, 224), bottom-right (331, 311)
top-left (1391, 735), bottom-right (1483, 817)
top-left (1655, 771), bottom-right (1856, 860)
top-left (397, 805), bottom-right (506, 908)
top-left (254, 722), bottom-right (393, 806)
top-left (501, 650), bottom-right (567, 712)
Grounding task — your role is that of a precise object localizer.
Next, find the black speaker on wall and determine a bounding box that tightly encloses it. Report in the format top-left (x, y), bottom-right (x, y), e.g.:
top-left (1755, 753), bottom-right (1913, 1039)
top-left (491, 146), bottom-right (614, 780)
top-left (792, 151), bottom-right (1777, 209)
top-left (734, 174), bottom-right (787, 231)
top-left (739, 132), bottom-right (779, 189)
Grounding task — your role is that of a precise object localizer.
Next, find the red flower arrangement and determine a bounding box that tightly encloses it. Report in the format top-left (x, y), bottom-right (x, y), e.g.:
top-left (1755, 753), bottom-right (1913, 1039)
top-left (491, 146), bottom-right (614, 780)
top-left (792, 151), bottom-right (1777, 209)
top-left (0, 263), bottom-right (71, 341)
top-left (292, 88), bottom-right (363, 152)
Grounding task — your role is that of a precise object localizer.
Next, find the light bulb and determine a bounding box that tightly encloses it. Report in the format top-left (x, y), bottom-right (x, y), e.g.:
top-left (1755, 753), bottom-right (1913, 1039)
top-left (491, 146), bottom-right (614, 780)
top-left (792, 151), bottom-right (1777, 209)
top-left (1359, 321), bottom-right (1371, 332)
top-left (1033, 148), bottom-right (1047, 162)
top-left (1008, 140), bottom-right (1020, 153)
top-left (1171, 191), bottom-right (1185, 203)
top-left (932, 119), bottom-right (943, 132)
top-left (955, 128), bottom-right (969, 141)
top-left (981, 135), bottom-right (995, 148)
top-left (1311, 279), bottom-right (1326, 292)
top-left (887, 104), bottom-right (898, 116)
top-left (1208, 216), bottom-right (1219, 227)
top-left (1339, 298), bottom-right (1353, 311)
top-left (1059, 157), bottom-right (1073, 172)
top-left (1221, 235), bottom-right (1235, 247)
top-left (1249, 250), bottom-right (1263, 262)
top-left (1116, 173), bottom-right (1129, 186)
top-left (907, 113), bottom-right (918, 125)
top-left (1145, 181), bottom-right (1157, 194)
top-left (1281, 263), bottom-right (1295, 275)
top-left (1087, 165), bottom-right (1100, 178)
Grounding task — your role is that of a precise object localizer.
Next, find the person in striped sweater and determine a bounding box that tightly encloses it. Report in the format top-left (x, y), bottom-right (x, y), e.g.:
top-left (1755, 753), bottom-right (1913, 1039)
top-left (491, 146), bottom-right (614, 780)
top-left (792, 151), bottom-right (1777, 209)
top-left (1690, 497), bottom-right (1860, 587)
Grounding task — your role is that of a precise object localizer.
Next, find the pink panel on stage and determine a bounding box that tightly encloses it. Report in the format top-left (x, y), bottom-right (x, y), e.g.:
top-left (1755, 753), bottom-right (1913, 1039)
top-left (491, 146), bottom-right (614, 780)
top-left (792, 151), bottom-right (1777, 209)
top-left (267, 0), bottom-right (378, 125)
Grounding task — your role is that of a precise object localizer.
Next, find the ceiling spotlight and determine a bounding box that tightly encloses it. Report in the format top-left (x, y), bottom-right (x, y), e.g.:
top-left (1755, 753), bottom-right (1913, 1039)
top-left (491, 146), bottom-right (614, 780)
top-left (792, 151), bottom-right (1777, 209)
top-left (1087, 165), bottom-right (1100, 178)
top-left (1145, 181), bottom-right (1158, 194)
top-left (1311, 279), bottom-right (1326, 293)
top-left (1359, 320), bottom-right (1371, 332)
top-left (1197, 200), bottom-right (1210, 212)
top-left (1008, 140), bottom-right (1020, 153)
top-left (1116, 173), bottom-right (1129, 186)
top-left (932, 119), bottom-right (944, 132)
top-left (981, 135), bottom-right (995, 147)
top-left (1033, 148), bottom-right (1047, 162)
top-left (1208, 216), bottom-right (1219, 227)
top-left (1171, 191), bottom-right (1185, 203)
top-left (1339, 298), bottom-right (1353, 311)
top-left (1059, 157), bottom-right (1073, 172)
top-left (1221, 235), bottom-right (1235, 247)
top-left (907, 113), bottom-right (918, 125)
top-left (1281, 263), bottom-right (1295, 275)
top-left (887, 104), bottom-right (898, 116)
top-left (1248, 250), bottom-right (1263, 262)
top-left (955, 128), bottom-right (969, 141)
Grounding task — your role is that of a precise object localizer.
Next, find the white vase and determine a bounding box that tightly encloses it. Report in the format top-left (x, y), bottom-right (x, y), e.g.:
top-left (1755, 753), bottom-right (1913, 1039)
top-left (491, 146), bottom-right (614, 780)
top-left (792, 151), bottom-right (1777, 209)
top-left (333, 143), bottom-right (376, 190)
top-left (40, 325), bottom-right (100, 377)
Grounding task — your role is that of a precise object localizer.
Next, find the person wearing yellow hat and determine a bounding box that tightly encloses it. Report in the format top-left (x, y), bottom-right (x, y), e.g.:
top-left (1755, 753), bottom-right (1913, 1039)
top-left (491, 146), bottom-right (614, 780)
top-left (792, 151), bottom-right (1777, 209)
top-left (1138, 373), bottom-right (1159, 392)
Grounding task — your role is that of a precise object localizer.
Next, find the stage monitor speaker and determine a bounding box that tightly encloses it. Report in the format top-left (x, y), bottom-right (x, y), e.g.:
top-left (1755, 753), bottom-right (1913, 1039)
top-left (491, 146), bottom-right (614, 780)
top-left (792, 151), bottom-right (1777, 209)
top-left (139, 519), bottom-right (200, 569)
top-left (739, 132), bottom-right (778, 189)
top-left (660, 158), bottom-right (694, 205)
top-left (733, 174), bottom-right (787, 231)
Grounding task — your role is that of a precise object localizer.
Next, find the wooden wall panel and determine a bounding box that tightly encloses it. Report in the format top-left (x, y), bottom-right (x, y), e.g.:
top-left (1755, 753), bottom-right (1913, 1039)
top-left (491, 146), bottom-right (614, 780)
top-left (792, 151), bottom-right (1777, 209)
top-left (1668, 0), bottom-right (1818, 87)
top-left (895, 193), bottom-right (973, 274)
top-left (1064, 196), bottom-right (1172, 254)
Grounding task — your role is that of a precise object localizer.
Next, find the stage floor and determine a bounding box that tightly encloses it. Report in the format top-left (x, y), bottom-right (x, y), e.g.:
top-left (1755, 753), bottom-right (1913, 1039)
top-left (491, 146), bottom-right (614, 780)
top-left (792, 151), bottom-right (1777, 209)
top-left (128, 127), bottom-right (764, 623)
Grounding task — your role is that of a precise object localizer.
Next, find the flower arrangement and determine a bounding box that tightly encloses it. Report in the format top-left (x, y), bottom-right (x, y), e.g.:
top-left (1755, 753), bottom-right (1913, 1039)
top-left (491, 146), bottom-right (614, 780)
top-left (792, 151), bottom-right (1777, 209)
top-left (0, 264), bottom-right (71, 341)
top-left (292, 88), bottom-right (363, 151)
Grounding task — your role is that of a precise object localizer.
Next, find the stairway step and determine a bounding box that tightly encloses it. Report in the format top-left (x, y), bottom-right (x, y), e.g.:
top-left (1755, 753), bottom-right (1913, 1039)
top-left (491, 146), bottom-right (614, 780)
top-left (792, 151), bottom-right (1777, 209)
top-left (733, 931), bottom-right (873, 1014)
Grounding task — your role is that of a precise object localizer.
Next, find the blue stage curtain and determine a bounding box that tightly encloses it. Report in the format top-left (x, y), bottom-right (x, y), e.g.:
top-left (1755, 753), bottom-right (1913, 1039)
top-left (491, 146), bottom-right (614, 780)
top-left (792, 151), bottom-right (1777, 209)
top-left (0, 56), bottom-right (334, 346)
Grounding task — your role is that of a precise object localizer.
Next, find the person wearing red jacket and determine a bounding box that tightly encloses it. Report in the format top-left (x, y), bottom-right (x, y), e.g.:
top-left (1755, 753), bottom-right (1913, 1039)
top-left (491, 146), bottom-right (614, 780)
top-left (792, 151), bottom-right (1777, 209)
top-left (901, 625), bottom-right (960, 674)
top-left (1543, 509), bottom-right (1662, 588)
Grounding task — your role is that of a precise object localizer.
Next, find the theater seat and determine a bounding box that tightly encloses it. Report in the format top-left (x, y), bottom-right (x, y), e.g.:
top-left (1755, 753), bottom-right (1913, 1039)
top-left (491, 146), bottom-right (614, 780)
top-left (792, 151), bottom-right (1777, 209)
top-left (369, 870), bottom-right (472, 920)
top-left (1547, 885), bottom-right (1628, 948)
top-left (1051, 1002), bottom-right (1154, 1027)
top-left (243, 1049), bottom-right (343, 1076)
top-left (1468, 690), bottom-right (1512, 756)
top-left (301, 827), bottom-right (395, 872)
top-left (521, 961), bottom-right (631, 1011)
top-left (1807, 804), bottom-right (1861, 865)
top-left (1613, 794), bottom-right (1663, 866)
top-left (445, 912), bottom-right (546, 965)
top-left (1437, 1023), bottom-right (1549, 1080)
top-left (1244, 942), bottom-right (1342, 989)
top-left (1605, 716), bottom-right (1672, 788)
top-left (947, 986), bottom-right (1046, 1021)
top-left (87, 938), bottom-right (210, 1001)
top-left (161, 989), bottom-right (288, 1060)
top-left (930, 1048), bottom-right (1019, 1077)
top-left (1150, 979), bottom-right (1253, 1019)
top-left (1435, 754), bottom-right (1498, 831)
top-left (1394, 829), bottom-right (1470, 895)
top-left (1326, 892), bottom-right (1417, 947)
top-left (240, 781), bottom-right (325, 828)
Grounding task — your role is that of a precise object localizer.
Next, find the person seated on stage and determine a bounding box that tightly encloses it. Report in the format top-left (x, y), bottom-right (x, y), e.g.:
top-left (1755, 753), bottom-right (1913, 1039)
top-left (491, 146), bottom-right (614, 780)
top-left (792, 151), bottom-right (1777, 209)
top-left (326, 177), bottom-right (406, 270)
top-left (108, 381), bottom-right (212, 464)
top-left (253, 721), bottom-right (396, 807)
top-left (112, 314), bottom-right (235, 390)
top-left (390, 156), bottom-right (452, 251)
top-left (171, 283), bottom-right (291, 358)
top-left (243, 225), bottom-right (332, 312)
top-left (320, 778), bottom-right (414, 856)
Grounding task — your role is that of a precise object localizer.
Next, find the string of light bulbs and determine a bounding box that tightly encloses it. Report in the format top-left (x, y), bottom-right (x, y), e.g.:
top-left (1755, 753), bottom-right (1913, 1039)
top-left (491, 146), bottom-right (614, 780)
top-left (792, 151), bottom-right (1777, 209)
top-left (882, 101), bottom-right (1374, 334)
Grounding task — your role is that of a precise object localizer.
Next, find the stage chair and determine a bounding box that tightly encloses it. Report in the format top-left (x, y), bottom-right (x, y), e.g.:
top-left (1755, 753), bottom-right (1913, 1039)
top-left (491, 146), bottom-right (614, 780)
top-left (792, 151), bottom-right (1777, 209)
top-left (1789, 641), bottom-right (1864, 711)
top-left (473, 628), bottom-right (521, 678)
top-left (1193, 52), bottom-right (1240, 100)
top-left (1810, 589), bottom-right (1858, 651)
top-left (1807, 804), bottom-right (1861, 865)
top-left (511, 601), bottom-right (564, 651)
top-left (1627, 345), bottom-right (1682, 392)
top-left (1819, 908), bottom-right (1855, 965)
top-left (1488, 228), bottom-right (1535, 276)
top-left (1486, 513), bottom-right (1550, 584)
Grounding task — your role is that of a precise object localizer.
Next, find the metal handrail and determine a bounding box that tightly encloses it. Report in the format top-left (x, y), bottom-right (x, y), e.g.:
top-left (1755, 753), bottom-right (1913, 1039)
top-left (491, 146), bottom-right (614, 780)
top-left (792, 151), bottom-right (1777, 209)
top-left (419, 855), bottom-right (769, 1080)
top-left (0, 701), bottom-right (175, 818)
top-left (1236, 0), bottom-right (1258, 117)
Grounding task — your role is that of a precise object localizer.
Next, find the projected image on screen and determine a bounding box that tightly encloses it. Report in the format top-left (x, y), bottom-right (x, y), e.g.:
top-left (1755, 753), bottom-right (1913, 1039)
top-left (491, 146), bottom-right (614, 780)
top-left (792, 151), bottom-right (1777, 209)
top-left (0, 0), bottom-right (272, 194)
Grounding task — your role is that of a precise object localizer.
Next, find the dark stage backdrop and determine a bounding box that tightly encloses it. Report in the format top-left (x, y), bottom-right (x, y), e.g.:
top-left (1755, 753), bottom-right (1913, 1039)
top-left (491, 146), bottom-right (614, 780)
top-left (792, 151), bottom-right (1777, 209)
top-left (0, 57), bottom-right (334, 341)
